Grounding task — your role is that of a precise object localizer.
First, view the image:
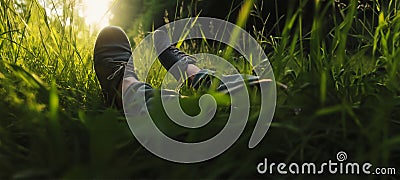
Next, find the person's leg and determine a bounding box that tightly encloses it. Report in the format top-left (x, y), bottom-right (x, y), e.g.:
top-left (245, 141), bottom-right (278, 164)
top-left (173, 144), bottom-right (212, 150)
top-left (152, 29), bottom-right (264, 92)
top-left (94, 26), bottom-right (265, 110)
top-left (153, 30), bottom-right (201, 82)
top-left (121, 65), bottom-right (199, 93)
top-left (122, 77), bottom-right (140, 93)
top-left (187, 64), bottom-right (201, 78)
top-left (94, 26), bottom-right (203, 110)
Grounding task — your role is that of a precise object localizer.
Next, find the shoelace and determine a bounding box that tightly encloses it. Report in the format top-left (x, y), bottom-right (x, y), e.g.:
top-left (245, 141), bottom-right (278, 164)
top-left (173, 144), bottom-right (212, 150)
top-left (169, 46), bottom-right (196, 60)
top-left (106, 60), bottom-right (128, 80)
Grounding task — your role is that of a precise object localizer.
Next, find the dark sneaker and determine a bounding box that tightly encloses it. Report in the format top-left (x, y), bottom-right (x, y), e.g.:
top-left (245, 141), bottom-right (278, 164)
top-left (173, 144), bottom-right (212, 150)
top-left (94, 26), bottom-right (137, 109)
top-left (153, 30), bottom-right (196, 80)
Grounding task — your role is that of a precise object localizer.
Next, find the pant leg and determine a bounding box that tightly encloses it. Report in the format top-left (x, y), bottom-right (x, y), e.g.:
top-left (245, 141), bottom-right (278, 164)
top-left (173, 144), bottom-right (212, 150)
top-left (122, 69), bottom-right (262, 116)
top-left (123, 82), bottom-right (179, 116)
top-left (187, 69), bottom-right (261, 93)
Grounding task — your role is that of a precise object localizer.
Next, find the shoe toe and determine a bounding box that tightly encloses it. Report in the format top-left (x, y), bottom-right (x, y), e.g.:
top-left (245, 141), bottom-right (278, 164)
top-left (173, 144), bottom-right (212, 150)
top-left (94, 26), bottom-right (132, 59)
top-left (95, 26), bottom-right (130, 47)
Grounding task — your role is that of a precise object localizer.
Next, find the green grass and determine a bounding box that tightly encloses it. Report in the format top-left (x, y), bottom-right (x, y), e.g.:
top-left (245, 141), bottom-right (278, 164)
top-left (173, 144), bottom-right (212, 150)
top-left (0, 0), bottom-right (399, 178)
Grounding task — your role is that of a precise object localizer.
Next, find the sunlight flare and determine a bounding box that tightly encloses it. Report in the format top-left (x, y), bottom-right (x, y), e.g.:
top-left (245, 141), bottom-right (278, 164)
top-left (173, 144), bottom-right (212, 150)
top-left (80, 0), bottom-right (113, 28)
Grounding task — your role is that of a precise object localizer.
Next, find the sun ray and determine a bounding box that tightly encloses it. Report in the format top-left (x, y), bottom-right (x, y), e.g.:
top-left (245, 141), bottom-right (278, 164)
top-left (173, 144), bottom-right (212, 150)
top-left (80, 0), bottom-right (113, 28)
